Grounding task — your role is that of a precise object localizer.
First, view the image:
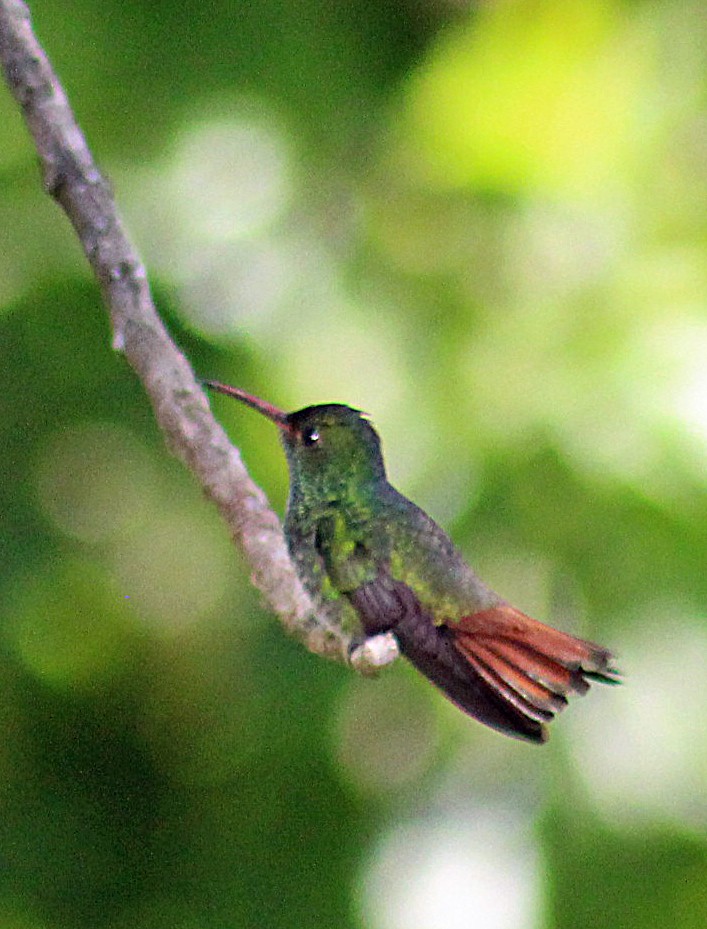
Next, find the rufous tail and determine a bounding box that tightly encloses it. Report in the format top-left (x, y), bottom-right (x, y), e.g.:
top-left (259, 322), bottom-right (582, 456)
top-left (447, 604), bottom-right (620, 742)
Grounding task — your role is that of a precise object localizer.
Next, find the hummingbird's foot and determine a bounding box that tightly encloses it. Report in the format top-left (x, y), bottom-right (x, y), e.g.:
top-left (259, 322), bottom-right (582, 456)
top-left (348, 632), bottom-right (399, 676)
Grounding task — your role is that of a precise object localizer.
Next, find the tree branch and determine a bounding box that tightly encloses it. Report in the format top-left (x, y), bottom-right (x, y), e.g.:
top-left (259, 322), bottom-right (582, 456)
top-left (0, 0), bottom-right (398, 671)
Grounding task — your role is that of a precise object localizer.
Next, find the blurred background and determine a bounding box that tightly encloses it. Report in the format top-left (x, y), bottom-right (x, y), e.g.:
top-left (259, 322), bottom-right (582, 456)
top-left (1, 0), bottom-right (706, 927)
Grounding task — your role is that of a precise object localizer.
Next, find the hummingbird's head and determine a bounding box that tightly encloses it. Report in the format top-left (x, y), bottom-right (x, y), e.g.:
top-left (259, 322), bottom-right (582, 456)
top-left (203, 382), bottom-right (386, 494)
top-left (282, 403), bottom-right (386, 490)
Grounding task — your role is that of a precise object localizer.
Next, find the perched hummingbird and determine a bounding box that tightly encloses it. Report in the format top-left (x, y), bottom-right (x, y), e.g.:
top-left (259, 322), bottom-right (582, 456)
top-left (205, 381), bottom-right (619, 743)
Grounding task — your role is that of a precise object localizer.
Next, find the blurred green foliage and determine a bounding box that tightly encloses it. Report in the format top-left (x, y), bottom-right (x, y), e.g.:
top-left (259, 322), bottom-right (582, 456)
top-left (1, 1), bottom-right (706, 928)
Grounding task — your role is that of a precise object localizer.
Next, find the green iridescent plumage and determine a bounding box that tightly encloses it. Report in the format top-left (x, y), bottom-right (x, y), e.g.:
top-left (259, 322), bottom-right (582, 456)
top-left (282, 403), bottom-right (497, 621)
top-left (206, 382), bottom-right (619, 743)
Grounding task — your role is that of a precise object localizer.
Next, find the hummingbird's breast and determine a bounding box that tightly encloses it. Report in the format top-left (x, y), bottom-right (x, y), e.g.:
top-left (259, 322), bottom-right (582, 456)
top-left (284, 486), bottom-right (371, 637)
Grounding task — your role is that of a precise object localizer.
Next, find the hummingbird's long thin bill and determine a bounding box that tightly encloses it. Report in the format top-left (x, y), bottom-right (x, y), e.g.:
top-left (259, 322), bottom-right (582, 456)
top-left (202, 380), bottom-right (290, 429)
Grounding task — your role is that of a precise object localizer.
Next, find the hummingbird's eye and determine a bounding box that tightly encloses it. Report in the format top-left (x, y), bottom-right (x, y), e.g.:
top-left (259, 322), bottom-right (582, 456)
top-left (302, 427), bottom-right (320, 447)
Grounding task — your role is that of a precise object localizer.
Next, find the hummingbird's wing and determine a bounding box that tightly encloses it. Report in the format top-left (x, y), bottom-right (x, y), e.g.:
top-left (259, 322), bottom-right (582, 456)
top-left (348, 570), bottom-right (550, 741)
top-left (347, 569), bottom-right (619, 743)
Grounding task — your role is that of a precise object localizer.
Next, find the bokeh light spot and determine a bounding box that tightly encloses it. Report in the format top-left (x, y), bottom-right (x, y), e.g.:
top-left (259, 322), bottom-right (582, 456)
top-left (361, 806), bottom-right (541, 929)
top-left (110, 510), bottom-right (234, 632)
top-left (568, 615), bottom-right (707, 830)
top-left (398, 0), bottom-right (651, 198)
top-left (33, 423), bottom-right (161, 544)
top-left (167, 111), bottom-right (292, 243)
top-left (4, 558), bottom-right (137, 691)
top-left (334, 669), bottom-right (439, 795)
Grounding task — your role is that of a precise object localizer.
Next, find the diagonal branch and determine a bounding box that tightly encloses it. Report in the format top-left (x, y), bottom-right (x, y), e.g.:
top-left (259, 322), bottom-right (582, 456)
top-left (0, 0), bottom-right (398, 671)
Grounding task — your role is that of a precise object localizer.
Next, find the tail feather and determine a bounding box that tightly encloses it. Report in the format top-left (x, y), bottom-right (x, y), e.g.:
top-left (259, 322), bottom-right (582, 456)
top-left (469, 640), bottom-right (570, 715)
top-left (448, 604), bottom-right (619, 737)
top-left (462, 645), bottom-right (561, 724)
top-left (481, 637), bottom-right (593, 696)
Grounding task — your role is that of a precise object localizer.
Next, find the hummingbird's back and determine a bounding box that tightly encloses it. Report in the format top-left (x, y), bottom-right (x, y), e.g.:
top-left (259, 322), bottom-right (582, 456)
top-left (375, 484), bottom-right (501, 624)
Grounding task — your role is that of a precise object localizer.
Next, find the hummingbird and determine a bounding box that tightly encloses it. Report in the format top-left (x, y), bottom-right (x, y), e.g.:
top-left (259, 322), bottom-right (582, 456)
top-left (205, 381), bottom-right (619, 743)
